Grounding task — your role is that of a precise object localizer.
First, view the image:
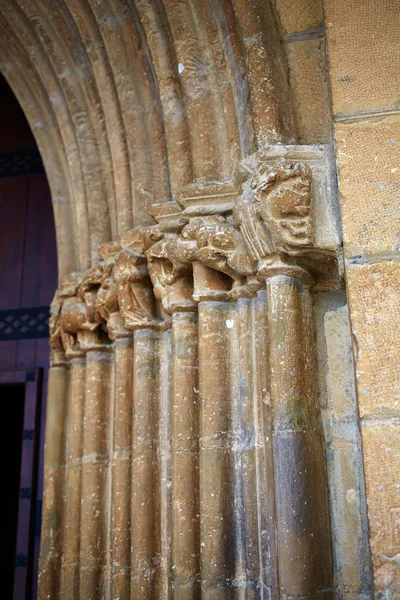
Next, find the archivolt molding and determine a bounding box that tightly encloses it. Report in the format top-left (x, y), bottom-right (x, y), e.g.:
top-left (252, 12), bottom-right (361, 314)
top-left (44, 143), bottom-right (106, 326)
top-left (50, 149), bottom-right (341, 361)
top-left (0, 0), bottom-right (295, 279)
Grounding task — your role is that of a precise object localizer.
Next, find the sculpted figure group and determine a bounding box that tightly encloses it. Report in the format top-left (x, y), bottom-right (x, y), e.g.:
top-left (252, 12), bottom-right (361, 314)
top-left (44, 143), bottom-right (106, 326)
top-left (50, 160), bottom-right (335, 358)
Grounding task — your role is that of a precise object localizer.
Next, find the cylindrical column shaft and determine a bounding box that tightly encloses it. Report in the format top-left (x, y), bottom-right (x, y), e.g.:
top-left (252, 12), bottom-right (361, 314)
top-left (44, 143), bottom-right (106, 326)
top-left (111, 336), bottom-right (133, 600)
top-left (62, 358), bottom-right (85, 599)
top-left (235, 297), bottom-right (273, 596)
top-left (267, 275), bottom-right (333, 598)
top-left (155, 329), bottom-right (172, 600)
top-left (198, 302), bottom-right (235, 599)
top-left (252, 291), bottom-right (279, 597)
top-left (79, 350), bottom-right (114, 599)
top-left (38, 364), bottom-right (70, 600)
top-left (171, 311), bottom-right (200, 599)
top-left (131, 329), bottom-right (171, 600)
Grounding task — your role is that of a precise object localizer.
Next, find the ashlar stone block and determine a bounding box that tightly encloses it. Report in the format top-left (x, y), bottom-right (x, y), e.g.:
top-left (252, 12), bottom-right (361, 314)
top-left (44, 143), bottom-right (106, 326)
top-left (335, 116), bottom-right (400, 260)
top-left (346, 261), bottom-right (400, 419)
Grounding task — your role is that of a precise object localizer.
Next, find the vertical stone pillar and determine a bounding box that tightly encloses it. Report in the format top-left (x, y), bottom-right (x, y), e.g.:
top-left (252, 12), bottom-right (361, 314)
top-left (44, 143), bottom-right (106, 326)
top-left (267, 275), bottom-right (332, 598)
top-left (198, 301), bottom-right (235, 599)
top-left (154, 328), bottom-right (172, 600)
top-left (79, 347), bottom-right (114, 599)
top-left (111, 335), bottom-right (133, 600)
top-left (38, 357), bottom-right (70, 600)
top-left (62, 356), bottom-right (86, 599)
top-left (131, 328), bottom-right (171, 600)
top-left (171, 311), bottom-right (200, 599)
top-left (252, 290), bottom-right (279, 594)
top-left (234, 296), bottom-right (277, 595)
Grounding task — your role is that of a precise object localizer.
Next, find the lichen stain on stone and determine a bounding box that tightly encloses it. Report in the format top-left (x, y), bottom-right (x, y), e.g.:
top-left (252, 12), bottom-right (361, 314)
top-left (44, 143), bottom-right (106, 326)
top-left (276, 393), bottom-right (317, 432)
top-left (270, 317), bottom-right (285, 346)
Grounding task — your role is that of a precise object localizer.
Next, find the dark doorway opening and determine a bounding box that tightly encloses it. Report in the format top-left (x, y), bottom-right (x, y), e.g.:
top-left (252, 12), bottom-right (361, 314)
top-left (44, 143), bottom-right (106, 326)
top-left (0, 73), bottom-right (58, 598)
top-left (1, 384), bottom-right (25, 598)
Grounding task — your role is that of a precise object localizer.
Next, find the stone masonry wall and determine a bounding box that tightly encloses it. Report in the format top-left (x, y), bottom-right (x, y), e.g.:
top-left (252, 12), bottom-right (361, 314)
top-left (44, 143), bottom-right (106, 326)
top-left (324, 0), bottom-right (400, 597)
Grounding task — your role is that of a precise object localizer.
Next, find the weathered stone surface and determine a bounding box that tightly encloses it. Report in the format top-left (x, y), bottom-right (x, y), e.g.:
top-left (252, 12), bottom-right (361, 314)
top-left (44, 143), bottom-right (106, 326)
top-left (361, 424), bottom-right (400, 598)
top-left (6, 0), bottom-right (390, 597)
top-left (319, 304), bottom-right (372, 596)
top-left (268, 277), bottom-right (332, 597)
top-left (324, 305), bottom-right (357, 421)
top-left (335, 117), bottom-right (400, 259)
top-left (346, 262), bottom-right (400, 419)
top-left (287, 38), bottom-right (330, 144)
top-left (38, 366), bottom-right (69, 600)
top-left (325, 0), bottom-right (400, 114)
top-left (277, 0), bottom-right (323, 34)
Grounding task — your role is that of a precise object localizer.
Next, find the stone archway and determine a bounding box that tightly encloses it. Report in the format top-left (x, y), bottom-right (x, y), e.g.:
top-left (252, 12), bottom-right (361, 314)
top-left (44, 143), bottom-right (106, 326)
top-left (0, 2), bottom-right (373, 599)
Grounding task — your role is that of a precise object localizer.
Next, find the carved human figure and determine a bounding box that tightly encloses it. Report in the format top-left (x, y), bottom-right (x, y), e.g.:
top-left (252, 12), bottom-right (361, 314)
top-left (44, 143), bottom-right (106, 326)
top-left (95, 242), bottom-right (130, 340)
top-left (113, 248), bottom-right (158, 329)
top-left (145, 232), bottom-right (195, 312)
top-left (49, 272), bottom-right (83, 355)
top-left (53, 266), bottom-right (106, 355)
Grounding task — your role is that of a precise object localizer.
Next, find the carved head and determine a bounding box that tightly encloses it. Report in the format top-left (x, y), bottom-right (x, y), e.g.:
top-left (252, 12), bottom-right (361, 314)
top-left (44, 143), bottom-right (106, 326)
top-left (57, 272), bottom-right (84, 300)
top-left (182, 216), bottom-right (244, 257)
top-left (251, 161), bottom-right (313, 252)
top-left (49, 272), bottom-right (83, 350)
top-left (114, 249), bottom-right (149, 284)
top-left (96, 242), bottom-right (121, 322)
top-left (95, 264), bottom-right (119, 322)
top-left (98, 241), bottom-right (121, 265)
top-left (119, 226), bottom-right (162, 255)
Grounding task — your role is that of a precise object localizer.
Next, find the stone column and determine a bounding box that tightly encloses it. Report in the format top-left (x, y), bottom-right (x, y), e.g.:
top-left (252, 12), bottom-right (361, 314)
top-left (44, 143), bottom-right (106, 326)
top-left (38, 352), bottom-right (70, 600)
top-left (171, 310), bottom-right (200, 599)
top-left (198, 300), bottom-right (235, 599)
top-left (251, 290), bottom-right (280, 594)
top-left (79, 344), bottom-right (114, 599)
top-left (111, 334), bottom-right (133, 600)
top-left (130, 327), bottom-right (171, 600)
top-left (267, 274), bottom-right (333, 598)
top-left (62, 355), bottom-right (86, 599)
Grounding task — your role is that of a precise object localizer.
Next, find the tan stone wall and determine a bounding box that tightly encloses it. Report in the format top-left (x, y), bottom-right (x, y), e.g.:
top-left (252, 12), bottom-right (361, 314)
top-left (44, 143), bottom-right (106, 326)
top-left (276, 0), bottom-right (331, 144)
top-left (325, 0), bottom-right (400, 596)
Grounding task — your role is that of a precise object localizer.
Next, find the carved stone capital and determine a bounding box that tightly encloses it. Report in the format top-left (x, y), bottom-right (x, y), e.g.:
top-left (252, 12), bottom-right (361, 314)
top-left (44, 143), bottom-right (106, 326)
top-left (145, 232), bottom-right (196, 314)
top-left (95, 242), bottom-right (131, 340)
top-left (148, 153), bottom-right (339, 298)
top-left (113, 248), bottom-right (159, 330)
top-left (52, 267), bottom-right (112, 357)
top-left (49, 150), bottom-right (340, 352)
top-left (233, 159), bottom-right (335, 285)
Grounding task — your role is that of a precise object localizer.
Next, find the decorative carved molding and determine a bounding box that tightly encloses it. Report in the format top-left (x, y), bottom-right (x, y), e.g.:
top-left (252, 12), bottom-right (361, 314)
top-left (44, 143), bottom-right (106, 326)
top-left (95, 242), bottom-right (130, 341)
top-left (50, 152), bottom-right (341, 351)
top-left (50, 267), bottom-right (111, 359)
